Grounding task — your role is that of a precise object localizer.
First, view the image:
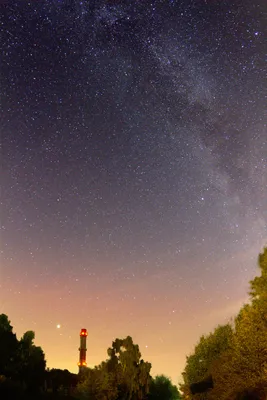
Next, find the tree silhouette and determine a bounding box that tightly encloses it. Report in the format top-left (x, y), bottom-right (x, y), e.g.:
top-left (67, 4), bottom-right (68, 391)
top-left (0, 314), bottom-right (46, 397)
top-left (0, 314), bottom-right (19, 379)
top-left (77, 364), bottom-right (118, 400)
top-left (46, 368), bottom-right (77, 395)
top-left (107, 336), bottom-right (152, 399)
top-left (148, 375), bottom-right (181, 400)
top-left (77, 336), bottom-right (152, 400)
top-left (19, 331), bottom-right (46, 394)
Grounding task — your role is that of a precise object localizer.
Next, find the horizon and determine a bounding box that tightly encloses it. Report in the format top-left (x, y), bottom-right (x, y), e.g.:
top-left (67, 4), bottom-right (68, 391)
top-left (1, 0), bottom-right (266, 388)
top-left (3, 287), bottom-right (255, 384)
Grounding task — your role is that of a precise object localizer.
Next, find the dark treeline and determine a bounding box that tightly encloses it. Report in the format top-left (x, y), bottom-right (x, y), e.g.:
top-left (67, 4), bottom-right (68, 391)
top-left (0, 248), bottom-right (266, 400)
top-left (0, 318), bottom-right (180, 400)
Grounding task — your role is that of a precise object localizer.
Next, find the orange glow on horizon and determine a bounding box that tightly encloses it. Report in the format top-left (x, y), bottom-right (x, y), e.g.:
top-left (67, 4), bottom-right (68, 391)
top-left (2, 271), bottom-right (252, 383)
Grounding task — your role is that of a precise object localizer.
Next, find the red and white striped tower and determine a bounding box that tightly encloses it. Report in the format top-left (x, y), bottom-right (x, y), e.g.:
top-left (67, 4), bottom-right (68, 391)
top-left (78, 328), bottom-right (87, 372)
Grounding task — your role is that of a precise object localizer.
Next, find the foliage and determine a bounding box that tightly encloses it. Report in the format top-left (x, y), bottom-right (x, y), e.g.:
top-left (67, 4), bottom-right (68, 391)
top-left (0, 375), bottom-right (23, 400)
top-left (1, 248), bottom-right (266, 400)
top-left (0, 314), bottom-right (19, 379)
top-left (19, 330), bottom-right (46, 392)
top-left (0, 314), bottom-right (46, 397)
top-left (76, 336), bottom-right (152, 400)
top-left (46, 368), bottom-right (78, 395)
top-left (148, 375), bottom-right (181, 400)
top-left (76, 363), bottom-right (118, 400)
top-left (180, 323), bottom-right (233, 400)
top-left (108, 336), bottom-right (152, 399)
top-left (210, 249), bottom-right (267, 400)
top-left (209, 304), bottom-right (267, 400)
top-left (180, 247), bottom-right (267, 400)
top-left (249, 247), bottom-right (267, 302)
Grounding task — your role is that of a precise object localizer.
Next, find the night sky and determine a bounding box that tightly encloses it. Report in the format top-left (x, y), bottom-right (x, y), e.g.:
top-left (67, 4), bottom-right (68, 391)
top-left (1, 0), bottom-right (266, 384)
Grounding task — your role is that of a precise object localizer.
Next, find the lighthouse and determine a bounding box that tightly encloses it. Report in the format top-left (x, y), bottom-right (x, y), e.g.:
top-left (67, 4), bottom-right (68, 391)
top-left (78, 328), bottom-right (87, 372)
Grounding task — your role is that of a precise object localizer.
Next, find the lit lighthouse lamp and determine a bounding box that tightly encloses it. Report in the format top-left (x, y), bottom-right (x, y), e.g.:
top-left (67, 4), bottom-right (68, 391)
top-left (78, 328), bottom-right (88, 372)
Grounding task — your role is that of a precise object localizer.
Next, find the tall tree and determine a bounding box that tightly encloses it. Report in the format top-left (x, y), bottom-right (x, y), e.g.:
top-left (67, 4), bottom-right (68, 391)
top-left (107, 336), bottom-right (152, 400)
top-left (77, 336), bottom-right (152, 400)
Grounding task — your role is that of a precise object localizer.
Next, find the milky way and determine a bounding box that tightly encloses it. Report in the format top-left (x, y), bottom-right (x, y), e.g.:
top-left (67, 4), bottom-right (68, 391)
top-left (1, 0), bottom-right (266, 383)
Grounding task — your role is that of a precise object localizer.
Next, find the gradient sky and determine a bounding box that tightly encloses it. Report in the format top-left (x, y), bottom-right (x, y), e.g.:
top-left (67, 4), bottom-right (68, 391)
top-left (1, 0), bottom-right (266, 385)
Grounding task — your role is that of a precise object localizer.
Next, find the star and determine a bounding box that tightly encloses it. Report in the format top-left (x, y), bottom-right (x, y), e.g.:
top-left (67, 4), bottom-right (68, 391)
top-left (1, 0), bottom-right (266, 384)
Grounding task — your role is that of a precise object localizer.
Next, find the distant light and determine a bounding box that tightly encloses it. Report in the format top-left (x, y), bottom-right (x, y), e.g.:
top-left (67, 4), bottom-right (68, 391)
top-left (57, 324), bottom-right (61, 329)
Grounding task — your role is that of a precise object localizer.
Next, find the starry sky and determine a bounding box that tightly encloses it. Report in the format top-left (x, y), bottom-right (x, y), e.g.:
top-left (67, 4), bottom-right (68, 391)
top-left (1, 0), bottom-right (266, 384)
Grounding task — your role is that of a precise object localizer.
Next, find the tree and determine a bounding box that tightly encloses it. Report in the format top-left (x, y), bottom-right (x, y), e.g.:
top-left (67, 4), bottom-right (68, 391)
top-left (47, 368), bottom-right (78, 395)
top-left (180, 324), bottom-right (233, 399)
top-left (148, 375), bottom-right (181, 400)
top-left (208, 302), bottom-right (267, 400)
top-left (0, 374), bottom-right (22, 400)
top-left (216, 248), bottom-right (267, 400)
top-left (76, 364), bottom-right (118, 400)
top-left (18, 330), bottom-right (46, 393)
top-left (190, 376), bottom-right (213, 396)
top-left (180, 248), bottom-right (267, 400)
top-left (0, 314), bottom-right (19, 379)
top-left (249, 247), bottom-right (267, 302)
top-left (76, 336), bottom-right (152, 400)
top-left (0, 314), bottom-right (46, 396)
top-left (107, 336), bottom-right (152, 400)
